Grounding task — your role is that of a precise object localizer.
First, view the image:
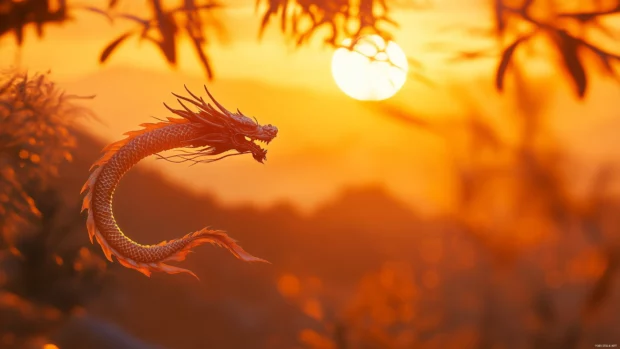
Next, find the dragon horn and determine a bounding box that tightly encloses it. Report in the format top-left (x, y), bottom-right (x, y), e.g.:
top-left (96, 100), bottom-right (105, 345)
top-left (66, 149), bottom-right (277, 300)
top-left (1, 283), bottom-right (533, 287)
top-left (172, 92), bottom-right (203, 110)
top-left (203, 85), bottom-right (231, 115)
top-left (183, 84), bottom-right (206, 106)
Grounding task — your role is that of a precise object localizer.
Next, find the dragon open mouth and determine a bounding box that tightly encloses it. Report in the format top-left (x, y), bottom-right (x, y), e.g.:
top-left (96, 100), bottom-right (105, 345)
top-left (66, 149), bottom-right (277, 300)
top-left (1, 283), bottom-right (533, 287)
top-left (244, 135), bottom-right (271, 146)
top-left (234, 134), bottom-right (270, 162)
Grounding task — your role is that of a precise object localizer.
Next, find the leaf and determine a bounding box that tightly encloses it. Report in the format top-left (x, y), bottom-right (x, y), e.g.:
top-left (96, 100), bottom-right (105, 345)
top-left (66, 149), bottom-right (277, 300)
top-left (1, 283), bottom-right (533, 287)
top-left (582, 43), bottom-right (619, 80)
top-left (187, 29), bottom-right (214, 80)
top-left (80, 6), bottom-right (114, 23)
top-left (35, 21), bottom-right (44, 38)
top-left (554, 30), bottom-right (587, 98)
top-left (495, 34), bottom-right (531, 91)
top-left (258, 9), bottom-right (275, 39)
top-left (493, 0), bottom-right (505, 34)
top-left (154, 13), bottom-right (178, 65)
top-left (595, 52), bottom-right (615, 77)
top-left (100, 32), bottom-right (133, 63)
top-left (558, 4), bottom-right (620, 23)
top-left (117, 13), bottom-right (150, 27)
top-left (522, 0), bottom-right (534, 11)
top-left (172, 2), bottom-right (221, 14)
top-left (13, 24), bottom-right (25, 46)
top-left (281, 0), bottom-right (289, 31)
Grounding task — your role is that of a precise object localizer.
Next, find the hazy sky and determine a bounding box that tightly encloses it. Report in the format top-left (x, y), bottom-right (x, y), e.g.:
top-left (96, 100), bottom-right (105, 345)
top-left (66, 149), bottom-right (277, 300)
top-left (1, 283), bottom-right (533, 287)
top-left (2, 0), bottom-right (619, 216)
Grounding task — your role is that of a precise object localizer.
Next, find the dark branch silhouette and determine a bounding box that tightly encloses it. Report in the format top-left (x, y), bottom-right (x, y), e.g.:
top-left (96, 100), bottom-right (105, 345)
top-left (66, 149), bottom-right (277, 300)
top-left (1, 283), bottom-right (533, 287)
top-left (451, 0), bottom-right (620, 98)
top-left (0, 0), bottom-right (70, 46)
top-left (85, 0), bottom-right (223, 80)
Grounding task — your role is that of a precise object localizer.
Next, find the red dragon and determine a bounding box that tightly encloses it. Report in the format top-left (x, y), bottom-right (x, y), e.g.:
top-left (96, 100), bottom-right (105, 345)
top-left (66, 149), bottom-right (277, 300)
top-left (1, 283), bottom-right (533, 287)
top-left (81, 86), bottom-right (277, 278)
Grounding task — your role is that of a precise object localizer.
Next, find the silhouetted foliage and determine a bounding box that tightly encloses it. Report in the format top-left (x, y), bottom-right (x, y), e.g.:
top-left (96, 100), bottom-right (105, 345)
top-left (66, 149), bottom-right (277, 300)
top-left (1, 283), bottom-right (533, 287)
top-left (0, 70), bottom-right (93, 246)
top-left (255, 0), bottom-right (432, 84)
top-left (86, 0), bottom-right (223, 80)
top-left (0, 0), bottom-right (224, 80)
top-left (458, 0), bottom-right (620, 98)
top-left (2, 0), bottom-right (620, 96)
top-left (0, 0), bottom-right (70, 46)
top-left (256, 0), bottom-right (396, 47)
top-left (0, 70), bottom-right (106, 348)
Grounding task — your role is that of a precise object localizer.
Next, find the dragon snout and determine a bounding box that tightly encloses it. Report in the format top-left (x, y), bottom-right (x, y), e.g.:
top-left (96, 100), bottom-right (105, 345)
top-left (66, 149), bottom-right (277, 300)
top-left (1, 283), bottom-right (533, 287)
top-left (266, 124), bottom-right (278, 138)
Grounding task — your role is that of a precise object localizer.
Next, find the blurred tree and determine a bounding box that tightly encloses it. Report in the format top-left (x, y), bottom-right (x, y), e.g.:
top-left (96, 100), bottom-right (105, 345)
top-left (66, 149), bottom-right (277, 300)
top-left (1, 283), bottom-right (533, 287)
top-left (0, 70), bottom-right (107, 349)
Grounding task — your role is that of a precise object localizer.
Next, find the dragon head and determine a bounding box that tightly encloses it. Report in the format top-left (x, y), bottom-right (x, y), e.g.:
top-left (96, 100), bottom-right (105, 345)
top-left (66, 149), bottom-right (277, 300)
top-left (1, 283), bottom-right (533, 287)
top-left (164, 86), bottom-right (278, 164)
top-left (225, 111), bottom-right (278, 163)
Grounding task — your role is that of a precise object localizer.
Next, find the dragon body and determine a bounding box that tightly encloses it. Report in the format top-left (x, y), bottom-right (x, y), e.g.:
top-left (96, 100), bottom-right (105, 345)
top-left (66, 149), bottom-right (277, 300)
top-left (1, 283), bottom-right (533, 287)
top-left (81, 86), bottom-right (277, 278)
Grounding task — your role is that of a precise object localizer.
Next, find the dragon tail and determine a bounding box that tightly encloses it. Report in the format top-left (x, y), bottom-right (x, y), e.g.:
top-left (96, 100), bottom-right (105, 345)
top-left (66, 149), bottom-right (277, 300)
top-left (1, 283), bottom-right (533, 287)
top-left (122, 228), bottom-right (269, 279)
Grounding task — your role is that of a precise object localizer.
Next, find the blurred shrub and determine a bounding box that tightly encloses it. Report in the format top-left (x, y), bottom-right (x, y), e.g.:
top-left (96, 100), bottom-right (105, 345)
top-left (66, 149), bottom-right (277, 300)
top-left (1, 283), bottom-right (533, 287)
top-left (0, 70), bottom-right (106, 349)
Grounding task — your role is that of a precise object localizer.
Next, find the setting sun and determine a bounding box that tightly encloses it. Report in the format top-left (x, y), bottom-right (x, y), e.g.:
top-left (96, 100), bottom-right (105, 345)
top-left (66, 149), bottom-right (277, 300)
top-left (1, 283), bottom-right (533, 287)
top-left (331, 34), bottom-right (408, 101)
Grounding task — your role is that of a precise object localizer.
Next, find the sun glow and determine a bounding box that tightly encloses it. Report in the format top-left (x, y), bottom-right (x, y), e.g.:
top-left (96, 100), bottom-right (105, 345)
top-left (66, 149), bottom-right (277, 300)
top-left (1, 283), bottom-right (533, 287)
top-left (331, 35), bottom-right (408, 101)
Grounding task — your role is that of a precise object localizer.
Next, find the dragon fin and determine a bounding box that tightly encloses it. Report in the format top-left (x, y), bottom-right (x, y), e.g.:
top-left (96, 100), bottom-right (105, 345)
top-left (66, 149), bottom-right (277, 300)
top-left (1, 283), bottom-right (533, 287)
top-left (174, 228), bottom-right (270, 264)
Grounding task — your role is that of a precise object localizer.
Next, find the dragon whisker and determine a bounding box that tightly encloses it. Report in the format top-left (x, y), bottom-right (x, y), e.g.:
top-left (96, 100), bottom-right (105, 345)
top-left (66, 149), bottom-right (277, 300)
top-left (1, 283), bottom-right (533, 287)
top-left (157, 149), bottom-right (251, 167)
top-left (173, 148), bottom-right (207, 154)
top-left (158, 145), bottom-right (234, 162)
top-left (153, 153), bottom-right (198, 164)
top-left (155, 149), bottom-right (221, 163)
top-left (191, 151), bottom-right (251, 166)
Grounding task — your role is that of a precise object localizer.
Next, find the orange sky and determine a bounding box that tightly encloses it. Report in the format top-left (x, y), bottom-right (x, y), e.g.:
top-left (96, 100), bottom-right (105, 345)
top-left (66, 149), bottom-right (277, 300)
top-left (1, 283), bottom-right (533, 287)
top-left (1, 0), bottom-right (619, 216)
